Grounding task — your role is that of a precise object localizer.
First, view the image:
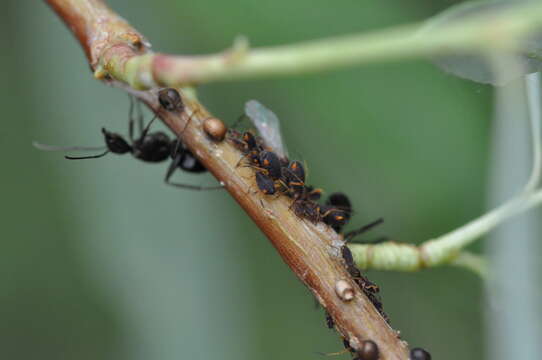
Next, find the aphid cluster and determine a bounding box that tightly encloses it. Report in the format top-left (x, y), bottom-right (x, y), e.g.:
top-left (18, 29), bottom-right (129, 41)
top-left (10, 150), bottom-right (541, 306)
top-left (35, 88), bottom-right (222, 191)
top-left (228, 101), bottom-right (360, 231)
top-left (229, 101), bottom-right (396, 359)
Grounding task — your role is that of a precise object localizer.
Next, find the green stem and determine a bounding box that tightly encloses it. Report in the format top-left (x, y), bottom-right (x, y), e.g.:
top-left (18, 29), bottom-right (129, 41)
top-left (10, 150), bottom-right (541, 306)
top-left (107, 1), bottom-right (542, 87)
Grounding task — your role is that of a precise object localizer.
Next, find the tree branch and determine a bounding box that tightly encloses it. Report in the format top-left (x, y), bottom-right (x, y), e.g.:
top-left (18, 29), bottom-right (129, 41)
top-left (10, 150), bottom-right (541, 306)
top-left (55, 1), bottom-right (542, 88)
top-left (44, 0), bottom-right (409, 358)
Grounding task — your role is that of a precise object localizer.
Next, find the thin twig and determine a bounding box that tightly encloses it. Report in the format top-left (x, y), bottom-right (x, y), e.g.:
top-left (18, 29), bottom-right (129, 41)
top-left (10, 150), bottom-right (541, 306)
top-left (449, 251), bottom-right (488, 279)
top-left (44, 0), bottom-right (409, 358)
top-left (87, 1), bottom-right (542, 87)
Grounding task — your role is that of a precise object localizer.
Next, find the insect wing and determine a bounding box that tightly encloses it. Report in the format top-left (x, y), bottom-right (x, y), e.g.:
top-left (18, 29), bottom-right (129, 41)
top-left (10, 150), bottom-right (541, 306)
top-left (245, 100), bottom-right (288, 159)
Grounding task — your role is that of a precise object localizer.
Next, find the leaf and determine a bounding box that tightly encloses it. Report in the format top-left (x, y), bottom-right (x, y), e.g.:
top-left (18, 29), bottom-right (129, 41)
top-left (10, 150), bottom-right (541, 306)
top-left (421, 0), bottom-right (542, 85)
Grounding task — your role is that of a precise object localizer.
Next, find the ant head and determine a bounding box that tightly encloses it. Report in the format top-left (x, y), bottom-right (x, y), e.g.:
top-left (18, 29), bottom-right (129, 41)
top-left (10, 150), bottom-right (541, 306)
top-left (158, 88), bottom-right (184, 112)
top-left (101, 128), bottom-right (132, 154)
top-left (134, 131), bottom-right (171, 162)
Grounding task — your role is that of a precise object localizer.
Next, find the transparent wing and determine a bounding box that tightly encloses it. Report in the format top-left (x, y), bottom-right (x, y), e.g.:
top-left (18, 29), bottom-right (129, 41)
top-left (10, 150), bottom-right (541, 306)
top-left (245, 100), bottom-right (288, 159)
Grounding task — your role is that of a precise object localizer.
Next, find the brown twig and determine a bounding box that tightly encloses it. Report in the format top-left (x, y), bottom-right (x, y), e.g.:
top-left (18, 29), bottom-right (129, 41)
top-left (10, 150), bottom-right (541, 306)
top-left (44, 0), bottom-right (409, 358)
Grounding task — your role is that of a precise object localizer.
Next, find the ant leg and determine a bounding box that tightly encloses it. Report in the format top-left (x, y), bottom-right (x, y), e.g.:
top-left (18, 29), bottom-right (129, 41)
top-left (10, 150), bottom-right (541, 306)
top-left (139, 114), bottom-right (158, 140)
top-left (65, 150), bottom-right (110, 160)
top-left (164, 150), bottom-right (223, 191)
top-left (181, 109), bottom-right (198, 135)
top-left (315, 349), bottom-right (350, 357)
top-left (344, 218), bottom-right (384, 242)
top-left (135, 98), bottom-right (144, 133)
top-left (128, 95), bottom-right (135, 142)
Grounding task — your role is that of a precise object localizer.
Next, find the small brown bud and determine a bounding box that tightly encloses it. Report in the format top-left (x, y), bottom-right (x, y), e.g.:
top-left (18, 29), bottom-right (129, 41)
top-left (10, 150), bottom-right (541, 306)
top-left (203, 117), bottom-right (227, 141)
top-left (358, 340), bottom-right (379, 360)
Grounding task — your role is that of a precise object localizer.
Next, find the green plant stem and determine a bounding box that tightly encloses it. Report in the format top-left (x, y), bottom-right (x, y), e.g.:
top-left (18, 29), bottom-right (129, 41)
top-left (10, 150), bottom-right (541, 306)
top-left (103, 1), bottom-right (542, 88)
top-left (449, 252), bottom-right (488, 279)
top-left (351, 188), bottom-right (542, 273)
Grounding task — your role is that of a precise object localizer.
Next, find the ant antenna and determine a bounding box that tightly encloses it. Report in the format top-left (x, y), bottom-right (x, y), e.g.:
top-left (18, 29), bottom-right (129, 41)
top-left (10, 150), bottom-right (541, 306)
top-left (315, 349), bottom-right (350, 357)
top-left (65, 150), bottom-right (110, 160)
top-left (230, 113), bottom-right (249, 129)
top-left (180, 108), bottom-right (202, 135)
top-left (344, 218), bottom-right (384, 242)
top-left (33, 141), bottom-right (105, 152)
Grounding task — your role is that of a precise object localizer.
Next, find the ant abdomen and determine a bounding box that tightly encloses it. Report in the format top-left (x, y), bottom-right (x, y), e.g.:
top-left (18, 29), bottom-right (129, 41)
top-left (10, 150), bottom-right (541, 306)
top-left (102, 128), bottom-right (132, 154)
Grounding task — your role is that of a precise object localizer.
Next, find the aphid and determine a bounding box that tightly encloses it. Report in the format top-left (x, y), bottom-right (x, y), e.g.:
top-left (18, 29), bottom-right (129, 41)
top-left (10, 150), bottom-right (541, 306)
top-left (325, 192), bottom-right (352, 232)
top-left (229, 130), bottom-right (262, 166)
top-left (35, 95), bottom-right (221, 191)
top-left (341, 245), bottom-right (361, 278)
top-left (255, 171), bottom-right (276, 195)
top-left (325, 311), bottom-right (334, 329)
top-left (356, 340), bottom-right (379, 360)
top-left (259, 150), bottom-right (282, 180)
top-left (244, 100), bottom-right (288, 161)
top-left (158, 88), bottom-right (184, 112)
top-left (320, 205), bottom-right (349, 232)
top-left (340, 243), bottom-right (386, 321)
top-left (291, 198), bottom-right (321, 223)
top-left (203, 117), bottom-right (227, 141)
top-left (410, 348), bottom-right (431, 360)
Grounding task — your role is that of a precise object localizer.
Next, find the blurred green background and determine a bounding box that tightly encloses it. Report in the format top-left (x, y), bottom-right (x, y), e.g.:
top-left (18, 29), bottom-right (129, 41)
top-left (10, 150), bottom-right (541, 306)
top-left (1, 1), bottom-right (490, 359)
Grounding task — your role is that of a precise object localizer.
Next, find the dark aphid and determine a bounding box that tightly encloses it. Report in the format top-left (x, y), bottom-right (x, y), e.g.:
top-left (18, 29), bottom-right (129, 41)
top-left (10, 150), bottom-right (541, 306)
top-left (410, 348), bottom-right (431, 360)
top-left (341, 245), bottom-right (361, 278)
top-left (356, 340), bottom-right (379, 360)
top-left (291, 199), bottom-right (321, 223)
top-left (305, 186), bottom-right (323, 201)
top-left (323, 192), bottom-right (352, 232)
top-left (281, 160), bottom-right (306, 200)
top-left (242, 131), bottom-right (258, 151)
top-left (358, 275), bottom-right (380, 294)
top-left (259, 150), bottom-right (282, 179)
top-left (326, 192), bottom-right (352, 224)
top-left (158, 88), bottom-right (184, 112)
top-left (255, 171), bottom-right (276, 195)
top-left (325, 311), bottom-right (334, 329)
top-left (286, 160), bottom-right (305, 184)
top-left (203, 117), bottom-right (227, 141)
top-left (229, 130), bottom-right (263, 167)
top-left (320, 205), bottom-right (349, 231)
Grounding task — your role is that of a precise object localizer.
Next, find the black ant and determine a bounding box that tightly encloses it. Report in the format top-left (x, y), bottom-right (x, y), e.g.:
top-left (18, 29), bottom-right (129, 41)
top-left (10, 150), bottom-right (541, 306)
top-left (34, 89), bottom-right (222, 191)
